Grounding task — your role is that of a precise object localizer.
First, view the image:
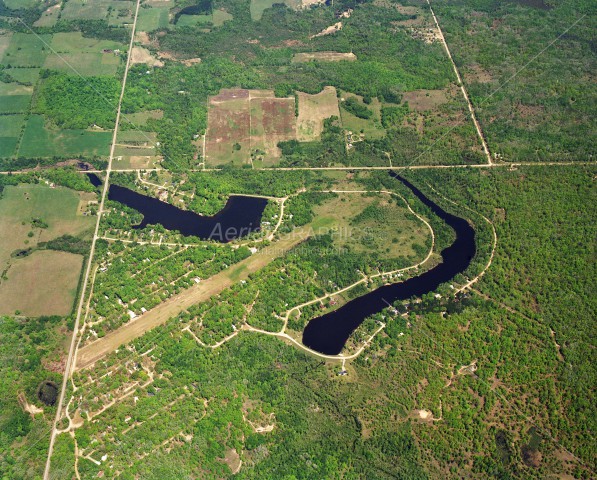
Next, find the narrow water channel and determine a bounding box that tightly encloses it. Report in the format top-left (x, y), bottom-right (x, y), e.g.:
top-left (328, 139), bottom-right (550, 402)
top-left (302, 173), bottom-right (476, 355)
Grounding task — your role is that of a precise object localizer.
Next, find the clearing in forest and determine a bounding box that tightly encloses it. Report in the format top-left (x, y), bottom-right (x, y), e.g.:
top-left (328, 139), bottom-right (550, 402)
top-left (75, 227), bottom-right (311, 370)
top-left (205, 89), bottom-right (296, 167)
top-left (0, 184), bottom-right (94, 315)
top-left (292, 52), bottom-right (357, 63)
top-left (296, 86), bottom-right (340, 142)
top-left (0, 250), bottom-right (83, 316)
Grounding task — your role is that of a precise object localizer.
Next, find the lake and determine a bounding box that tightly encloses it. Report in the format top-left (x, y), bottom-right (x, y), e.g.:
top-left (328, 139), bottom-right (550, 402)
top-left (108, 184), bottom-right (268, 242)
top-left (302, 173), bottom-right (476, 355)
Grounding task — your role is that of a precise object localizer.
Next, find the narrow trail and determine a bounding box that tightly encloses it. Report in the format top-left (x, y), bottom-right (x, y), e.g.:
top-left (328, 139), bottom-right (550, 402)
top-left (426, 0), bottom-right (493, 165)
top-left (43, 0), bottom-right (143, 477)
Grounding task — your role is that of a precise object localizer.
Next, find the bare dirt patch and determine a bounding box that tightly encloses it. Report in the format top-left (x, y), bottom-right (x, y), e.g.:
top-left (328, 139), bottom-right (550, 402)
top-left (135, 31), bottom-right (151, 45)
top-left (292, 51), bottom-right (356, 63)
top-left (465, 63), bottom-right (493, 83)
top-left (311, 21), bottom-right (342, 38)
top-left (18, 392), bottom-right (44, 416)
top-left (296, 86), bottom-right (340, 141)
top-left (131, 46), bottom-right (164, 67)
top-left (222, 448), bottom-right (242, 473)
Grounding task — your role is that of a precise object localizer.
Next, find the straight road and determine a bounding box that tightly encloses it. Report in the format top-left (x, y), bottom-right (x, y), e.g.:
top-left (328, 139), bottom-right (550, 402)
top-left (43, 0), bottom-right (143, 477)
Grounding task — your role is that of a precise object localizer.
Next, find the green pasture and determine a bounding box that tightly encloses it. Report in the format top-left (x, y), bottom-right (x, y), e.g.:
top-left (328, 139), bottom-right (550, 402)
top-left (19, 115), bottom-right (112, 158)
top-left (1, 33), bottom-right (52, 68)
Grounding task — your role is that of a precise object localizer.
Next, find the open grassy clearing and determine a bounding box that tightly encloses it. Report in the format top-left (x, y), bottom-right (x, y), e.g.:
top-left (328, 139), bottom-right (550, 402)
top-left (136, 5), bottom-right (171, 31)
top-left (205, 89), bottom-right (296, 166)
top-left (0, 31), bottom-right (12, 59)
top-left (60, 0), bottom-right (134, 25)
top-left (0, 250), bottom-right (83, 316)
top-left (0, 91), bottom-right (31, 114)
top-left (43, 32), bottom-right (124, 76)
top-left (1, 33), bottom-right (52, 67)
top-left (0, 114), bottom-right (25, 157)
top-left (4, 0), bottom-right (38, 8)
top-left (292, 51), bottom-right (357, 63)
top-left (205, 89), bottom-right (251, 166)
top-left (4, 66), bottom-right (40, 83)
top-left (250, 0), bottom-right (304, 21)
top-left (338, 90), bottom-right (386, 140)
top-left (249, 96), bottom-right (296, 166)
top-left (18, 115), bottom-right (112, 158)
top-left (311, 192), bottom-right (429, 259)
top-left (0, 184), bottom-right (94, 315)
top-left (296, 86), bottom-right (340, 142)
top-left (33, 2), bottom-right (62, 27)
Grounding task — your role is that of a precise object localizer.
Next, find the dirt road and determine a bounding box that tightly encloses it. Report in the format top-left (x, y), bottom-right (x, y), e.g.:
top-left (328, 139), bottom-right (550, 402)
top-left (43, 0), bottom-right (143, 477)
top-left (74, 228), bottom-right (310, 371)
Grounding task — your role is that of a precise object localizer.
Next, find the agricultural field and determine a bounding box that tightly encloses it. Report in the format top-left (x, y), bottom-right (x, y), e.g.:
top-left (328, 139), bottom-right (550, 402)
top-left (338, 90), bottom-right (386, 141)
top-left (0, 83), bottom-right (32, 114)
top-left (205, 89), bottom-right (296, 166)
top-left (296, 86), bottom-right (340, 142)
top-left (0, 183), bottom-right (95, 316)
top-left (1, 33), bottom-right (51, 67)
top-left (291, 51), bottom-right (357, 63)
top-left (18, 115), bottom-right (112, 159)
top-left (0, 0), bottom-right (594, 478)
top-left (60, 0), bottom-right (135, 25)
top-left (136, 4), bottom-right (171, 32)
top-left (44, 32), bottom-right (124, 77)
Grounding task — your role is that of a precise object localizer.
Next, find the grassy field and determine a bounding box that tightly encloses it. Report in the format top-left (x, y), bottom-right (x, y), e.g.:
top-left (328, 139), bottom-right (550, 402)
top-left (0, 114), bottom-right (25, 157)
top-left (61, 0), bottom-right (134, 24)
top-left (43, 32), bottom-right (123, 76)
top-left (18, 115), bottom-right (112, 158)
top-left (4, 67), bottom-right (40, 84)
top-left (249, 96), bottom-right (296, 166)
top-left (1, 33), bottom-right (52, 67)
top-left (250, 0), bottom-right (301, 21)
top-left (291, 52), bottom-right (357, 63)
top-left (338, 90), bottom-right (386, 140)
top-left (0, 250), bottom-right (84, 316)
top-left (0, 93), bottom-right (31, 114)
top-left (205, 90), bottom-right (251, 166)
top-left (311, 192), bottom-right (430, 259)
top-left (0, 184), bottom-right (94, 316)
top-left (296, 86), bottom-right (340, 142)
top-left (136, 6), bottom-right (171, 31)
top-left (33, 3), bottom-right (62, 27)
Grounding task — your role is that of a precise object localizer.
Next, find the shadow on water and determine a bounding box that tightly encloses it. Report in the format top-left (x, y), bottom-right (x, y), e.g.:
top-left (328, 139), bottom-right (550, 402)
top-left (108, 184), bottom-right (268, 243)
top-left (302, 172), bottom-right (476, 355)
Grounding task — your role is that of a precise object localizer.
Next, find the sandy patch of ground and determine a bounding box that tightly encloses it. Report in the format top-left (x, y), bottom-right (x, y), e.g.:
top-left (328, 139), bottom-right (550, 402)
top-left (222, 448), bottom-right (242, 474)
top-left (131, 46), bottom-right (164, 67)
top-left (135, 31), bottom-right (151, 45)
top-left (18, 392), bottom-right (44, 416)
top-left (466, 63), bottom-right (493, 83)
top-left (311, 21), bottom-right (342, 38)
top-left (301, 0), bottom-right (326, 7)
top-left (292, 51), bottom-right (356, 63)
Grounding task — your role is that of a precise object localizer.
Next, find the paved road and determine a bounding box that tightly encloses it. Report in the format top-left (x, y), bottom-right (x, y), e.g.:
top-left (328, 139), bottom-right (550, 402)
top-left (43, 0), bottom-right (143, 477)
